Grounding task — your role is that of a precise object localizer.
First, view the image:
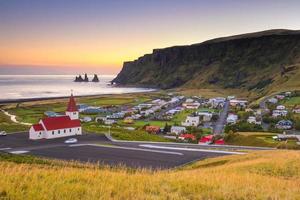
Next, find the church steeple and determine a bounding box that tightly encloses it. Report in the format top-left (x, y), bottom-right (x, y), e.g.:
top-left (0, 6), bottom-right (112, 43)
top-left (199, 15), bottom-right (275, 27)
top-left (65, 92), bottom-right (79, 120)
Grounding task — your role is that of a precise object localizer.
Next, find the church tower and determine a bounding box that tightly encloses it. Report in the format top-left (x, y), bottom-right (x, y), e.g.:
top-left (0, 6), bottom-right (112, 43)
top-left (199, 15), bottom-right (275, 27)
top-left (65, 93), bottom-right (79, 120)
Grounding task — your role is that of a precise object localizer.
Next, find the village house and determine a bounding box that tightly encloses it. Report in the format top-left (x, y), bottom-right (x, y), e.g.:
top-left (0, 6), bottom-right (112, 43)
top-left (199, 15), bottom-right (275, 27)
top-left (247, 116), bottom-right (261, 125)
top-left (276, 105), bottom-right (286, 110)
top-left (178, 133), bottom-right (196, 141)
top-left (272, 109), bottom-right (288, 117)
top-left (145, 126), bottom-right (161, 134)
top-left (196, 110), bottom-right (213, 122)
top-left (276, 120), bottom-right (293, 130)
top-left (229, 99), bottom-right (248, 107)
top-left (275, 95), bottom-right (285, 100)
top-left (208, 97), bottom-right (225, 108)
top-left (268, 97), bottom-right (278, 104)
top-left (170, 126), bottom-right (186, 135)
top-left (293, 105), bottom-right (300, 114)
top-left (182, 102), bottom-right (200, 109)
top-left (226, 114), bottom-right (238, 124)
top-left (182, 115), bottom-right (200, 127)
top-left (29, 93), bottom-right (81, 140)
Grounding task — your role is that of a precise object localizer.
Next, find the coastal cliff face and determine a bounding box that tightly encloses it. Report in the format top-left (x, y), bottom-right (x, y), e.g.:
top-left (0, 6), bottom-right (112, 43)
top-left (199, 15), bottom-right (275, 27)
top-left (113, 29), bottom-right (300, 93)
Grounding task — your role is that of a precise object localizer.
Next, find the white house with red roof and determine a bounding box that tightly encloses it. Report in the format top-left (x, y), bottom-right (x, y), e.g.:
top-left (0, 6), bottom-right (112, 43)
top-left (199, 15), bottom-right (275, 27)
top-left (29, 93), bottom-right (82, 140)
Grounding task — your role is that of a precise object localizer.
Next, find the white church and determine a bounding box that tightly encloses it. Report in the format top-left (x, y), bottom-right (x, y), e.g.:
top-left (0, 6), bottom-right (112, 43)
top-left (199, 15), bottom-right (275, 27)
top-left (29, 93), bottom-right (82, 140)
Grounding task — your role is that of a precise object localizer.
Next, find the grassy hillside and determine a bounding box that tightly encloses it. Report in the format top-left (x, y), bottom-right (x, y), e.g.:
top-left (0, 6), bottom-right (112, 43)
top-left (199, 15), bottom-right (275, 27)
top-left (0, 151), bottom-right (300, 200)
top-left (113, 29), bottom-right (300, 97)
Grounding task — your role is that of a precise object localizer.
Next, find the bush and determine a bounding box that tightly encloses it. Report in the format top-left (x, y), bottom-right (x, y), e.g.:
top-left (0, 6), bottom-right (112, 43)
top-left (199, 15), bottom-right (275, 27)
top-left (225, 121), bottom-right (263, 133)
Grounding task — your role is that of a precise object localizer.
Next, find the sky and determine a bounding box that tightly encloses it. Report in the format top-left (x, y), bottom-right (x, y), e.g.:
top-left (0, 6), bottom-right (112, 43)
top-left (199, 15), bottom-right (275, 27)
top-left (1, 0), bottom-right (300, 75)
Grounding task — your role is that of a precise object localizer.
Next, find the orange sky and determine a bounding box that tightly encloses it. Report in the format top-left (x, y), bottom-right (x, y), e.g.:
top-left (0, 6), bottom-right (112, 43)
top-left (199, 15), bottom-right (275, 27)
top-left (1, 0), bottom-right (300, 74)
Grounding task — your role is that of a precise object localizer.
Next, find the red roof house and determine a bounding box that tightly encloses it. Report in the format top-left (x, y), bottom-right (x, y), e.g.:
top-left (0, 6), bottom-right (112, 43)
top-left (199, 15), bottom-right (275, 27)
top-left (199, 135), bottom-right (214, 144)
top-left (145, 126), bottom-right (161, 134)
top-left (29, 93), bottom-right (81, 140)
top-left (179, 134), bottom-right (196, 141)
top-left (214, 139), bottom-right (225, 145)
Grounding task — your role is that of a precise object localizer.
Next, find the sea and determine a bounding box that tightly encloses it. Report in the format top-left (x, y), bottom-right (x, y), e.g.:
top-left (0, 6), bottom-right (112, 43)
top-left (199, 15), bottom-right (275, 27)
top-left (0, 75), bottom-right (155, 101)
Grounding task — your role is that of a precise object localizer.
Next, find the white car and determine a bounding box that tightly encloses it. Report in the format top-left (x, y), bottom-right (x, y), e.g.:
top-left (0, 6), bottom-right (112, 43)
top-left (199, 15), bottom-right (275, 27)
top-left (0, 131), bottom-right (7, 136)
top-left (64, 138), bottom-right (78, 144)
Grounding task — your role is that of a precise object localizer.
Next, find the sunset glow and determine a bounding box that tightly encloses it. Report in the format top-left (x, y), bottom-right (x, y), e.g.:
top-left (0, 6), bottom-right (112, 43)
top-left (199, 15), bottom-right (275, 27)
top-left (1, 0), bottom-right (300, 74)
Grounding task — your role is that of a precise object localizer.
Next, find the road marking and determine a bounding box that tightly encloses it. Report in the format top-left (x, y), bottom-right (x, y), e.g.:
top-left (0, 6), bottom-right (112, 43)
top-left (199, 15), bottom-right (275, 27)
top-left (9, 150), bottom-right (29, 154)
top-left (69, 143), bottom-right (183, 156)
top-left (0, 147), bottom-right (12, 151)
top-left (139, 145), bottom-right (245, 155)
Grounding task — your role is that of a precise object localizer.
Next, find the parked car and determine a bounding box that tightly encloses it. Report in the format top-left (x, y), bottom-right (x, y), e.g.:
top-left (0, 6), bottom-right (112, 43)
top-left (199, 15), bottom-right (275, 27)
top-left (64, 138), bottom-right (78, 144)
top-left (0, 131), bottom-right (7, 136)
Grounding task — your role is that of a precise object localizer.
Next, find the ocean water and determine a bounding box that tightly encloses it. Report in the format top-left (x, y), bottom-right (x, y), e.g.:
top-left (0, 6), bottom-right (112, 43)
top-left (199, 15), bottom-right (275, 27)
top-left (0, 75), bottom-right (154, 100)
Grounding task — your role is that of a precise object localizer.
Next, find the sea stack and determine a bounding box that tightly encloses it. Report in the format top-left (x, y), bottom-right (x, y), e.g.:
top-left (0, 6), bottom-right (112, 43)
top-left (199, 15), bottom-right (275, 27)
top-left (83, 73), bottom-right (89, 82)
top-left (92, 74), bottom-right (99, 82)
top-left (74, 75), bottom-right (84, 82)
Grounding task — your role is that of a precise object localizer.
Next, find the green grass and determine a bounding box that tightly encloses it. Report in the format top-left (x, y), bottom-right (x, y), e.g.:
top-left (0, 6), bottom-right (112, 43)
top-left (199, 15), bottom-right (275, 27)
top-left (78, 96), bottom-right (151, 106)
top-left (171, 109), bottom-right (194, 124)
top-left (111, 131), bottom-right (172, 142)
top-left (225, 132), bottom-right (300, 149)
top-left (118, 120), bottom-right (174, 128)
top-left (7, 103), bottom-right (66, 124)
top-left (0, 111), bottom-right (29, 133)
top-left (281, 96), bottom-right (300, 108)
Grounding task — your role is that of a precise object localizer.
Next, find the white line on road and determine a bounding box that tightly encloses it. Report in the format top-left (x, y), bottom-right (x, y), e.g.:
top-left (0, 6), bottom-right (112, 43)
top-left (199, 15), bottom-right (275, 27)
top-left (69, 143), bottom-right (183, 156)
top-left (139, 145), bottom-right (246, 155)
top-left (0, 148), bottom-right (12, 151)
top-left (9, 150), bottom-right (29, 154)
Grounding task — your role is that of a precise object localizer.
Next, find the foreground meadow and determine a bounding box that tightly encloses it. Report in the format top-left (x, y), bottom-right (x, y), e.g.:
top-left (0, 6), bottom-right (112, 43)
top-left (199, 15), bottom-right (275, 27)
top-left (1, 150), bottom-right (300, 200)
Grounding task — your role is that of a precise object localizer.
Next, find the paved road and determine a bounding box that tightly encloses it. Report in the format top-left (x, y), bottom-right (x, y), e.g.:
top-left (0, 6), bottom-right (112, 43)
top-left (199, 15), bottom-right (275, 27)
top-left (213, 101), bottom-right (230, 134)
top-left (0, 130), bottom-right (274, 169)
top-left (0, 132), bottom-right (231, 169)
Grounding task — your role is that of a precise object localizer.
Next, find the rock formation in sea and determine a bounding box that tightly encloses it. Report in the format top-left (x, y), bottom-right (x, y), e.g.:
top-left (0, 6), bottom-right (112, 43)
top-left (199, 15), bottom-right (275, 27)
top-left (74, 75), bottom-right (84, 82)
top-left (92, 74), bottom-right (99, 82)
top-left (84, 73), bottom-right (89, 82)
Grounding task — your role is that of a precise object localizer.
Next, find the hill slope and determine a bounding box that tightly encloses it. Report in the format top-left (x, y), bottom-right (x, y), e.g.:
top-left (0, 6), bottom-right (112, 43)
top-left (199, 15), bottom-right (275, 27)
top-left (0, 151), bottom-right (300, 199)
top-left (113, 29), bottom-right (300, 96)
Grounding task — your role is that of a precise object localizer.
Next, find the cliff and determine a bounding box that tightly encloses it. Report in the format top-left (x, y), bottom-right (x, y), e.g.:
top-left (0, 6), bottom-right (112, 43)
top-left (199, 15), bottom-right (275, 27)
top-left (113, 29), bottom-right (300, 94)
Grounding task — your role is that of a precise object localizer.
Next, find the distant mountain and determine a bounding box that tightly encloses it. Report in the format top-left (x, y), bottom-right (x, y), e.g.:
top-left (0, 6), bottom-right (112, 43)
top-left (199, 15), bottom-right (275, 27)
top-left (113, 29), bottom-right (300, 95)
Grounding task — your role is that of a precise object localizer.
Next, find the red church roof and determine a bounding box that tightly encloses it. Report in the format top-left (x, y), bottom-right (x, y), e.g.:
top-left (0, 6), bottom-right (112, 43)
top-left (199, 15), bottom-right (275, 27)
top-left (66, 93), bottom-right (78, 112)
top-left (41, 116), bottom-right (80, 131)
top-left (32, 124), bottom-right (44, 131)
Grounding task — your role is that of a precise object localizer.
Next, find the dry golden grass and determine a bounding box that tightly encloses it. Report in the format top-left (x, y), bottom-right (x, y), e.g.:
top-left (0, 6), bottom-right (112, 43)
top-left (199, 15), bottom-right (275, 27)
top-left (1, 150), bottom-right (300, 200)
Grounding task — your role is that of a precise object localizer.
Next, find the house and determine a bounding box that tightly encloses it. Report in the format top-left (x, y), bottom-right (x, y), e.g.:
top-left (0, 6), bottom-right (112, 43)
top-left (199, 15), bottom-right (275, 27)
top-left (107, 112), bottom-right (125, 119)
top-left (268, 98), bottom-right (278, 104)
top-left (182, 115), bottom-right (200, 127)
top-left (227, 96), bottom-right (235, 100)
top-left (292, 105), bottom-right (300, 114)
top-left (131, 114), bottom-right (142, 119)
top-left (229, 99), bottom-right (248, 107)
top-left (81, 116), bottom-right (92, 122)
top-left (275, 95), bottom-right (285, 100)
top-left (104, 119), bottom-right (117, 125)
top-left (182, 102), bottom-right (200, 109)
top-left (276, 105), bottom-right (286, 110)
top-left (178, 134), bottom-right (196, 141)
top-left (247, 116), bottom-right (261, 125)
top-left (208, 97), bottom-right (226, 108)
top-left (185, 98), bottom-right (194, 103)
top-left (276, 120), bottom-right (293, 130)
top-left (145, 126), bottom-right (160, 134)
top-left (170, 126), bottom-right (186, 135)
top-left (29, 93), bottom-right (81, 140)
top-left (197, 110), bottom-right (213, 122)
top-left (198, 135), bottom-right (214, 144)
top-left (226, 114), bottom-right (238, 124)
top-left (214, 139), bottom-right (225, 145)
top-left (123, 117), bottom-right (134, 124)
top-left (272, 110), bottom-right (288, 117)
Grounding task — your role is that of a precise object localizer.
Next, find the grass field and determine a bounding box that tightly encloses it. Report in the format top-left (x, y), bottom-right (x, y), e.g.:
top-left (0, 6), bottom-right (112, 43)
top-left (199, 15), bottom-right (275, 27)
top-left (281, 96), bottom-right (300, 108)
top-left (0, 111), bottom-right (29, 133)
top-left (226, 132), bottom-right (300, 149)
top-left (0, 150), bottom-right (299, 199)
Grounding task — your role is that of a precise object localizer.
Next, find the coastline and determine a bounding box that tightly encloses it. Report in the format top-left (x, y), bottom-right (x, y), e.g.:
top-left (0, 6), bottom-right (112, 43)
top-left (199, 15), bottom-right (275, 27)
top-left (0, 89), bottom-right (158, 104)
